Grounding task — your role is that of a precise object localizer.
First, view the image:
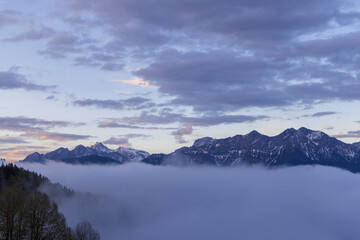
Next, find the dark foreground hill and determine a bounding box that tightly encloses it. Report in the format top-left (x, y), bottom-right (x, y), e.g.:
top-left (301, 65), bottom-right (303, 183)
top-left (0, 164), bottom-right (100, 239)
top-left (0, 163), bottom-right (73, 194)
top-left (143, 127), bottom-right (360, 172)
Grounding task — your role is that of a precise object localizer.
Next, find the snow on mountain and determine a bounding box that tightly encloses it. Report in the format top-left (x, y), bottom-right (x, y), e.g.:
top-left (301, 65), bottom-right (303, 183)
top-left (20, 127), bottom-right (360, 171)
top-left (116, 147), bottom-right (150, 162)
top-left (91, 142), bottom-right (113, 153)
top-left (22, 143), bottom-right (150, 165)
top-left (143, 127), bottom-right (360, 172)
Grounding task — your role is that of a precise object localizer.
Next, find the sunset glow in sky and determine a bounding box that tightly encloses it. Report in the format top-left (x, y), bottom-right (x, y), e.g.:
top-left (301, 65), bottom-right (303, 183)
top-left (1, 0), bottom-right (360, 161)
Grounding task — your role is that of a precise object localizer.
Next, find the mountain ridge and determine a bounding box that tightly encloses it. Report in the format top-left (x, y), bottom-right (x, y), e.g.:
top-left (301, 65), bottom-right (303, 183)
top-left (142, 127), bottom-right (360, 172)
top-left (22, 142), bottom-right (150, 165)
top-left (21, 127), bottom-right (360, 171)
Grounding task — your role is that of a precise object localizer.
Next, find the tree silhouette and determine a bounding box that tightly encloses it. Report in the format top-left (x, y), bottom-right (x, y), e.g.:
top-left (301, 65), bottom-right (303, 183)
top-left (0, 165), bottom-right (100, 240)
top-left (0, 186), bottom-right (27, 240)
top-left (25, 191), bottom-right (72, 240)
top-left (75, 221), bottom-right (100, 240)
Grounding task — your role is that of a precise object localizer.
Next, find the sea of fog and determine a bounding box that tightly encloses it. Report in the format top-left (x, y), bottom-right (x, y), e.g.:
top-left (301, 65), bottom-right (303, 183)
top-left (17, 162), bottom-right (360, 240)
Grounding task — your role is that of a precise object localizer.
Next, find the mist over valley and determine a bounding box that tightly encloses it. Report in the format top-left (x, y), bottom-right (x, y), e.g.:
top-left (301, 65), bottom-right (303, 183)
top-left (17, 162), bottom-right (360, 240)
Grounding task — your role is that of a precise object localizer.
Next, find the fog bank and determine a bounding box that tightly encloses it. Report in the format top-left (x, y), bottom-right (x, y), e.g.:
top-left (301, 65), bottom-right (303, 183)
top-left (18, 162), bottom-right (360, 240)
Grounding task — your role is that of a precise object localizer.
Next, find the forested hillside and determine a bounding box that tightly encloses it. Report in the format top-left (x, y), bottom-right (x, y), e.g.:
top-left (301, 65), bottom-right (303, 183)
top-left (0, 164), bottom-right (100, 240)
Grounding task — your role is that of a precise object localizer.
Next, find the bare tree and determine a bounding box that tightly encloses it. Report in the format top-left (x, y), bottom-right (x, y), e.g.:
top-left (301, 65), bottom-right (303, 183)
top-left (24, 191), bottom-right (72, 240)
top-left (75, 221), bottom-right (100, 240)
top-left (0, 186), bottom-right (27, 240)
top-left (0, 164), bottom-right (74, 240)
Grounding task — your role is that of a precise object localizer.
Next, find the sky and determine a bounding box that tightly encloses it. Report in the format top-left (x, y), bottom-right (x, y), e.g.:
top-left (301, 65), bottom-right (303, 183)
top-left (1, 0), bottom-right (360, 161)
top-left (19, 162), bottom-right (360, 240)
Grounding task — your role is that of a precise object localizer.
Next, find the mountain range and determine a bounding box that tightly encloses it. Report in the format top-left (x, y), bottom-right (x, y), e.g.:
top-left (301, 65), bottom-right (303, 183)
top-left (22, 142), bottom-right (150, 165)
top-left (21, 128), bottom-right (360, 172)
top-left (143, 127), bottom-right (360, 172)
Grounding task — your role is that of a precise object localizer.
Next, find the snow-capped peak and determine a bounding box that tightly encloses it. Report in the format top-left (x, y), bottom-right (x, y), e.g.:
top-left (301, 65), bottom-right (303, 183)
top-left (116, 146), bottom-right (150, 162)
top-left (90, 142), bottom-right (113, 153)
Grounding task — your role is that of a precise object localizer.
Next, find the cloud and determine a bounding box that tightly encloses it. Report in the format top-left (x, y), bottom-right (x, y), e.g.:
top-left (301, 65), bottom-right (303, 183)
top-left (0, 10), bottom-right (28, 28)
top-left (99, 112), bottom-right (267, 141)
top-left (1, 145), bottom-right (49, 161)
top-left (124, 134), bottom-right (151, 138)
top-left (38, 32), bottom-right (84, 59)
top-left (0, 70), bottom-right (54, 91)
top-left (111, 77), bottom-right (157, 88)
top-left (303, 111), bottom-right (338, 118)
top-left (103, 134), bottom-right (151, 147)
top-left (0, 116), bottom-right (73, 132)
top-left (3, 0), bottom-right (360, 115)
top-left (118, 112), bottom-right (268, 127)
top-left (74, 56), bottom-right (101, 68)
top-left (13, 0), bottom-right (354, 105)
top-left (285, 31), bottom-right (360, 68)
top-left (4, 26), bottom-right (55, 42)
top-left (101, 63), bottom-right (124, 71)
top-left (54, 0), bottom-right (360, 112)
top-left (311, 111), bottom-right (338, 117)
top-left (0, 136), bottom-right (28, 144)
top-left (46, 95), bottom-right (57, 101)
top-left (0, 116), bottom-right (89, 143)
top-left (171, 125), bottom-right (193, 143)
top-left (63, 0), bottom-right (359, 48)
top-left (73, 97), bottom-right (155, 111)
top-left (135, 50), bottom-right (290, 111)
top-left (20, 131), bottom-right (91, 141)
top-left (97, 120), bottom-right (176, 130)
top-left (74, 53), bottom-right (124, 70)
top-left (4, 0), bottom-right (360, 114)
top-left (98, 121), bottom-right (145, 129)
top-left (17, 162), bottom-right (360, 240)
top-left (103, 137), bottom-right (130, 147)
top-left (58, 0), bottom-right (360, 60)
top-left (332, 130), bottom-right (360, 139)
top-left (135, 48), bottom-right (360, 112)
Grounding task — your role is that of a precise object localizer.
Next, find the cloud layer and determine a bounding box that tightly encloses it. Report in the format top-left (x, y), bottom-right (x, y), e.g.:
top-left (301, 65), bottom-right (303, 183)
top-left (0, 70), bottom-right (53, 91)
top-left (98, 112), bottom-right (267, 141)
top-left (102, 112), bottom-right (268, 127)
top-left (5, 0), bottom-right (360, 115)
top-left (18, 162), bottom-right (360, 240)
top-left (103, 134), bottom-right (151, 147)
top-left (0, 116), bottom-right (89, 144)
top-left (57, 0), bottom-right (360, 113)
top-left (333, 130), bottom-right (360, 139)
top-left (135, 48), bottom-right (360, 111)
top-left (73, 97), bottom-right (155, 111)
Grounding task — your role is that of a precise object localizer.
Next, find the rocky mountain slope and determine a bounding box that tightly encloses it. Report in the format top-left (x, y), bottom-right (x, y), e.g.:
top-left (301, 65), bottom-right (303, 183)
top-left (22, 142), bottom-right (150, 165)
top-left (143, 127), bottom-right (360, 172)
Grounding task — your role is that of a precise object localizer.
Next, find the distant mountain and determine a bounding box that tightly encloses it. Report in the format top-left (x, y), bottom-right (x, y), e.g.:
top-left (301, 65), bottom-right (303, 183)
top-left (22, 142), bottom-right (150, 165)
top-left (142, 127), bottom-right (360, 172)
